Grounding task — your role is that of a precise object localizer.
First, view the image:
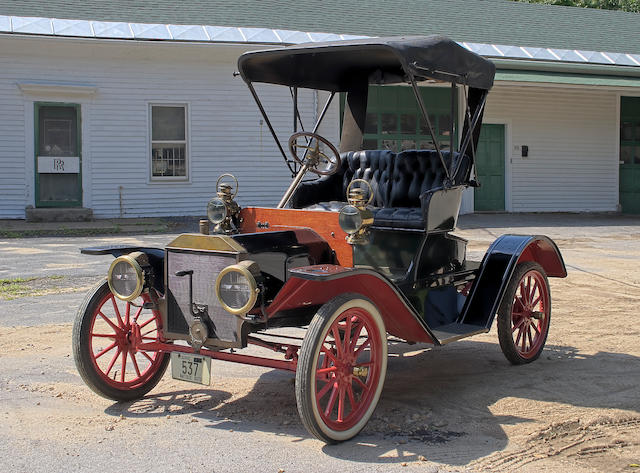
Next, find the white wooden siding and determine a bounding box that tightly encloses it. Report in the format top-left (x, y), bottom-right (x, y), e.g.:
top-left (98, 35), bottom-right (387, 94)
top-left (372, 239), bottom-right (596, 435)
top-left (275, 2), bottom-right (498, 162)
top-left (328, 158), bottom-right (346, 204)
top-left (0, 35), bottom-right (621, 218)
top-left (0, 51), bottom-right (26, 219)
top-left (0, 36), bottom-right (318, 218)
top-left (483, 85), bottom-right (619, 212)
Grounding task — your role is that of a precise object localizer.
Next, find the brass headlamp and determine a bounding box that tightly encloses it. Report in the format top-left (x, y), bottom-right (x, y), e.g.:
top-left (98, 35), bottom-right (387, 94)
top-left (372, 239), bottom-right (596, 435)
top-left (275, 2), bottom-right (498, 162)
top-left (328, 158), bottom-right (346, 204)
top-left (339, 179), bottom-right (374, 245)
top-left (207, 173), bottom-right (241, 234)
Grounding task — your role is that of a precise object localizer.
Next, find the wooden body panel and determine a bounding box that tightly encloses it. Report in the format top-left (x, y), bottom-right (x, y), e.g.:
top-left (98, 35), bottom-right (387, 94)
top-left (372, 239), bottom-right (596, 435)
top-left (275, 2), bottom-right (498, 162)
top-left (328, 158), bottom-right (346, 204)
top-left (239, 207), bottom-right (353, 266)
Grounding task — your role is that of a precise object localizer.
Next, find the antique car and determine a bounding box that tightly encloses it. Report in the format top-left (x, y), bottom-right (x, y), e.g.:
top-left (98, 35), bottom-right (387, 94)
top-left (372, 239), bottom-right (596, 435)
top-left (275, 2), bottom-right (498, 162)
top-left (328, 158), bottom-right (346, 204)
top-left (72, 36), bottom-right (567, 443)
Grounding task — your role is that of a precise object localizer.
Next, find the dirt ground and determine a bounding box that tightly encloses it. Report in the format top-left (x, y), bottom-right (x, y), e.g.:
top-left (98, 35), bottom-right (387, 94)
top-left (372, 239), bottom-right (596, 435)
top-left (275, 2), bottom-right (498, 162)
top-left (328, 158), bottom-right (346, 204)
top-left (1, 217), bottom-right (640, 472)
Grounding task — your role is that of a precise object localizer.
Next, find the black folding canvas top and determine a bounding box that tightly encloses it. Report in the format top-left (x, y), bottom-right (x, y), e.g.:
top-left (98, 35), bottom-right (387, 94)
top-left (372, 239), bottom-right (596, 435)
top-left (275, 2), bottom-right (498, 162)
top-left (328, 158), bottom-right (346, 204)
top-left (238, 35), bottom-right (495, 91)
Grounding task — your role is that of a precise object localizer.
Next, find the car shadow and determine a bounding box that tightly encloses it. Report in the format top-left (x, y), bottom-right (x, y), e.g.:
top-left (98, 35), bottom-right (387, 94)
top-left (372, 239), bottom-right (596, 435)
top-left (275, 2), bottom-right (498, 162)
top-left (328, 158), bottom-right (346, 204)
top-left (106, 339), bottom-right (640, 466)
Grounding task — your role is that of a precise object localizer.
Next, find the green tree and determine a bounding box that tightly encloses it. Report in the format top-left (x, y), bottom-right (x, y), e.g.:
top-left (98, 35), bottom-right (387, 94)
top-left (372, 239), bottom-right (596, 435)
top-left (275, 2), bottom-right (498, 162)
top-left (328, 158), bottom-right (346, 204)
top-left (512, 0), bottom-right (640, 12)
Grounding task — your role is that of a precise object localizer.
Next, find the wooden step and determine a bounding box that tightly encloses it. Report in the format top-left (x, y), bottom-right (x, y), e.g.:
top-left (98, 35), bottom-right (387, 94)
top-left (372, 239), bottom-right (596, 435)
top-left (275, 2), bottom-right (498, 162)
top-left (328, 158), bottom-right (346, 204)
top-left (25, 207), bottom-right (93, 222)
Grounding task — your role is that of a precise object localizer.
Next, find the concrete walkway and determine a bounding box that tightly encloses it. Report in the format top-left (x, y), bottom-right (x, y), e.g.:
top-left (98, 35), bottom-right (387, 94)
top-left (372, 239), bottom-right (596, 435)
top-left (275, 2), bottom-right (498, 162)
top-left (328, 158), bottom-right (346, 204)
top-left (0, 216), bottom-right (197, 237)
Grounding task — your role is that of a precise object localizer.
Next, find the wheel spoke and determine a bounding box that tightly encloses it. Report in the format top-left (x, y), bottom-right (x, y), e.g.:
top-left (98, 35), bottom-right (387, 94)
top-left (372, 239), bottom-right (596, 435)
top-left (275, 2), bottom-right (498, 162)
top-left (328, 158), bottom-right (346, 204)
top-left (514, 295), bottom-right (526, 313)
top-left (140, 351), bottom-right (154, 363)
top-left (349, 322), bottom-right (364, 352)
top-left (521, 328), bottom-right (527, 352)
top-left (324, 384), bottom-right (339, 417)
top-left (130, 349), bottom-right (142, 377)
top-left (91, 333), bottom-right (117, 338)
top-left (111, 296), bottom-right (125, 329)
top-left (331, 326), bottom-right (343, 358)
top-left (530, 293), bottom-right (542, 309)
top-left (316, 366), bottom-right (338, 375)
top-left (347, 382), bottom-right (358, 410)
top-left (321, 346), bottom-right (338, 365)
top-left (138, 317), bottom-right (156, 330)
top-left (531, 322), bottom-right (541, 336)
top-left (527, 326), bottom-right (534, 350)
top-left (354, 360), bottom-right (373, 368)
top-left (133, 305), bottom-right (143, 323)
top-left (317, 379), bottom-right (335, 401)
top-left (515, 325), bottom-right (524, 345)
top-left (94, 341), bottom-right (117, 359)
top-left (354, 338), bottom-right (371, 358)
top-left (353, 376), bottom-right (367, 390)
top-left (120, 349), bottom-right (128, 382)
top-left (519, 282), bottom-right (529, 306)
top-left (344, 316), bottom-right (353, 354)
top-left (98, 311), bottom-right (120, 332)
top-left (512, 316), bottom-right (526, 333)
top-left (337, 385), bottom-right (346, 422)
top-left (125, 302), bottom-right (131, 327)
top-left (105, 347), bottom-right (121, 376)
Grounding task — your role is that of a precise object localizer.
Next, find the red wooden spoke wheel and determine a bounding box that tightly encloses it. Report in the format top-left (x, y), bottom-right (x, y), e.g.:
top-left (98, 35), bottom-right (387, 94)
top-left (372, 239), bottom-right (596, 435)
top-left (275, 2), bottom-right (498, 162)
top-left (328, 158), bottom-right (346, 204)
top-left (72, 281), bottom-right (169, 401)
top-left (497, 261), bottom-right (551, 365)
top-left (296, 294), bottom-right (387, 443)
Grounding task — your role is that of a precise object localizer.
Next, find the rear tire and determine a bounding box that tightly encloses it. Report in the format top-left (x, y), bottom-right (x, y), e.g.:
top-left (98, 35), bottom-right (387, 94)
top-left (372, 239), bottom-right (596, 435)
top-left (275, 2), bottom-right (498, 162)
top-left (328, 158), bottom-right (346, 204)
top-left (296, 294), bottom-right (387, 443)
top-left (72, 281), bottom-right (169, 402)
top-left (497, 262), bottom-right (551, 365)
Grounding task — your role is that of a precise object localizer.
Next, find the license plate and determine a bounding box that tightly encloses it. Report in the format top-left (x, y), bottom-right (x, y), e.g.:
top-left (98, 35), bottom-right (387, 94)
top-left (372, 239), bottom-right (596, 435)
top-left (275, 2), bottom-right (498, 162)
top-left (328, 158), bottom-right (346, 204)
top-left (170, 352), bottom-right (211, 386)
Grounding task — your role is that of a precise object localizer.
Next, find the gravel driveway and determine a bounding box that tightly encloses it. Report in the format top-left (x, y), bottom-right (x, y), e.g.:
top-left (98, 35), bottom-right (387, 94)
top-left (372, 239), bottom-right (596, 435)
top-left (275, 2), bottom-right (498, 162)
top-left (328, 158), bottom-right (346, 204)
top-left (1, 214), bottom-right (640, 473)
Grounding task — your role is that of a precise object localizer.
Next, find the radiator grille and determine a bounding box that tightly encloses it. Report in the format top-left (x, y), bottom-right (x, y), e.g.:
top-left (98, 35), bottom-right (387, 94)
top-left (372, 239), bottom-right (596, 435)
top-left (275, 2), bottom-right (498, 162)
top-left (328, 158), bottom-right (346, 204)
top-left (166, 249), bottom-right (239, 343)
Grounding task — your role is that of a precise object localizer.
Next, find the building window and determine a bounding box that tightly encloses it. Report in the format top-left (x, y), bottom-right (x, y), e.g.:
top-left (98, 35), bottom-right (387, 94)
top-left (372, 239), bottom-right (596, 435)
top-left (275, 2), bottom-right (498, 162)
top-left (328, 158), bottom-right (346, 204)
top-left (361, 86), bottom-right (454, 152)
top-left (150, 104), bottom-right (188, 179)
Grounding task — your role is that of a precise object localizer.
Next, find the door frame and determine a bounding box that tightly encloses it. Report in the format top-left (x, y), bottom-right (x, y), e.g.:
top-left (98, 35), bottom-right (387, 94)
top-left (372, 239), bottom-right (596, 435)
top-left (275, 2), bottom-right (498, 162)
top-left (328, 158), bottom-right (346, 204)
top-left (617, 92), bottom-right (640, 213)
top-left (471, 119), bottom-right (511, 212)
top-left (34, 102), bottom-right (82, 208)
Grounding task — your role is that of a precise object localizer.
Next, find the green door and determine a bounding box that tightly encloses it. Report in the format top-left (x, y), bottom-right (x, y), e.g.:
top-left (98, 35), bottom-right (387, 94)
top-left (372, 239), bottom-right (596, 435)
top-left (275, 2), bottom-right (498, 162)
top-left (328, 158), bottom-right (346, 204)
top-left (620, 97), bottom-right (640, 214)
top-left (474, 124), bottom-right (505, 211)
top-left (35, 103), bottom-right (82, 208)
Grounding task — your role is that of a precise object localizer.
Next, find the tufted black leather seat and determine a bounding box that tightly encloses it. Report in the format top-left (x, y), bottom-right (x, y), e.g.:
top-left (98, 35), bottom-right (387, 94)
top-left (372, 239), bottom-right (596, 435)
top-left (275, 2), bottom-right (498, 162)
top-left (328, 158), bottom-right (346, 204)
top-left (289, 149), bottom-right (470, 231)
top-left (290, 150), bottom-right (394, 209)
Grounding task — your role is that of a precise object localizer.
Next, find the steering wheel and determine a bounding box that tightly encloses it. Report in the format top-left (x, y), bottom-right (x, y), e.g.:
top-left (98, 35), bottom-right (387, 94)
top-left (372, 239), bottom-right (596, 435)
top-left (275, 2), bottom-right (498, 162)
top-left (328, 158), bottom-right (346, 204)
top-left (288, 132), bottom-right (340, 176)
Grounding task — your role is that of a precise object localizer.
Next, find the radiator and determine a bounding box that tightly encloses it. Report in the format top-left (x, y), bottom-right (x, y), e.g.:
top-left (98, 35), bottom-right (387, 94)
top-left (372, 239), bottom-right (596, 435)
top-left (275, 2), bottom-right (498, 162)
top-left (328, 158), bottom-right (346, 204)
top-left (165, 248), bottom-right (242, 347)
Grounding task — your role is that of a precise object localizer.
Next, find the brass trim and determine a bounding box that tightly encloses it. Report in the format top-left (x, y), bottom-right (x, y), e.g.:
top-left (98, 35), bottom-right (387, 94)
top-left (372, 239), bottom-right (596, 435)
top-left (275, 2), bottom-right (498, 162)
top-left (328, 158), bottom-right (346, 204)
top-left (216, 173), bottom-right (239, 198)
top-left (339, 205), bottom-right (373, 245)
top-left (347, 178), bottom-right (374, 206)
top-left (166, 234), bottom-right (246, 253)
top-left (107, 254), bottom-right (144, 301)
top-left (215, 260), bottom-right (260, 316)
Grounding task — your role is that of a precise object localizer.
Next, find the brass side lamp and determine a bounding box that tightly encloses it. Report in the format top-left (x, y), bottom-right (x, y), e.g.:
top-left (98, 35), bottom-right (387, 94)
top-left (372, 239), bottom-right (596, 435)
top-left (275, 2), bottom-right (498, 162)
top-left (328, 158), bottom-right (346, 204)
top-left (207, 173), bottom-right (241, 234)
top-left (339, 179), bottom-right (374, 245)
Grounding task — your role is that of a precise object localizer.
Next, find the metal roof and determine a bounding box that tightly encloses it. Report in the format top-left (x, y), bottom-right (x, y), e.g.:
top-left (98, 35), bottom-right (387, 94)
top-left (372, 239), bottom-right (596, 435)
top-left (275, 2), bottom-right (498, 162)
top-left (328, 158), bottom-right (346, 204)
top-left (1, 14), bottom-right (639, 69)
top-left (1, 0), bottom-right (639, 55)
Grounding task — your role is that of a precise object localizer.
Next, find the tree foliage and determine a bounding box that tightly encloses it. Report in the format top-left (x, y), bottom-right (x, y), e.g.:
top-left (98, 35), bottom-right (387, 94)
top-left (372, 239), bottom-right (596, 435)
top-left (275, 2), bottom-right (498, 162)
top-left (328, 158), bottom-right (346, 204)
top-left (512, 0), bottom-right (640, 12)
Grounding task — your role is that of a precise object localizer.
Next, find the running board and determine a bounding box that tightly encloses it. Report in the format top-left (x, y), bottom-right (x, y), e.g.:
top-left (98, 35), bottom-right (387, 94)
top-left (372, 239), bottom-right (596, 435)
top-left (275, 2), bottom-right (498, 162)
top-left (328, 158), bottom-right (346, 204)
top-left (431, 323), bottom-right (489, 345)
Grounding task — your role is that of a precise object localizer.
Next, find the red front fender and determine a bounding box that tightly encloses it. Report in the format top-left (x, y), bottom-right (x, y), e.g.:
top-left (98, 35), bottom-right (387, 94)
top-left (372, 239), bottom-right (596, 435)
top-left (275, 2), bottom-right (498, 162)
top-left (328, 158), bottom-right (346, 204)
top-left (265, 265), bottom-right (436, 344)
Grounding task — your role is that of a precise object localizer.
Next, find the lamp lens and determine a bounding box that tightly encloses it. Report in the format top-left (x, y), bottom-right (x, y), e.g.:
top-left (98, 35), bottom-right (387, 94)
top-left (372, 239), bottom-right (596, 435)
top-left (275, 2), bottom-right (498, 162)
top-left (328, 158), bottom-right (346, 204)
top-left (339, 205), bottom-right (363, 234)
top-left (207, 197), bottom-right (227, 224)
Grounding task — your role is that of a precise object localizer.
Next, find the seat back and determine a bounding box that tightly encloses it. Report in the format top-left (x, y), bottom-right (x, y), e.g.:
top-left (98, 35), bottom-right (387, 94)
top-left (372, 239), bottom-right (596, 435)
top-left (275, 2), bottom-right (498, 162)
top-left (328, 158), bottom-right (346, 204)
top-left (388, 150), bottom-right (470, 208)
top-left (341, 150), bottom-right (394, 207)
top-left (289, 149), bottom-right (470, 211)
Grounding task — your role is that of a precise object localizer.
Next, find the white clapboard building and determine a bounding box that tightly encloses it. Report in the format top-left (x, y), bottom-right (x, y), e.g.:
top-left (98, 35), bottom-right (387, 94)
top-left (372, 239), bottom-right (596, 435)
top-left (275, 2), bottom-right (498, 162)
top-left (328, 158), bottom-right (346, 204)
top-left (0, 0), bottom-right (639, 219)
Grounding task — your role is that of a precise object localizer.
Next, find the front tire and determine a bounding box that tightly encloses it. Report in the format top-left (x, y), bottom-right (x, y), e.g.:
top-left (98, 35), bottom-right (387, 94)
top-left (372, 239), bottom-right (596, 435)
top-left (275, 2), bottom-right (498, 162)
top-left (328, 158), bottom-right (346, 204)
top-left (497, 262), bottom-right (551, 365)
top-left (72, 281), bottom-right (169, 401)
top-left (296, 294), bottom-right (387, 443)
